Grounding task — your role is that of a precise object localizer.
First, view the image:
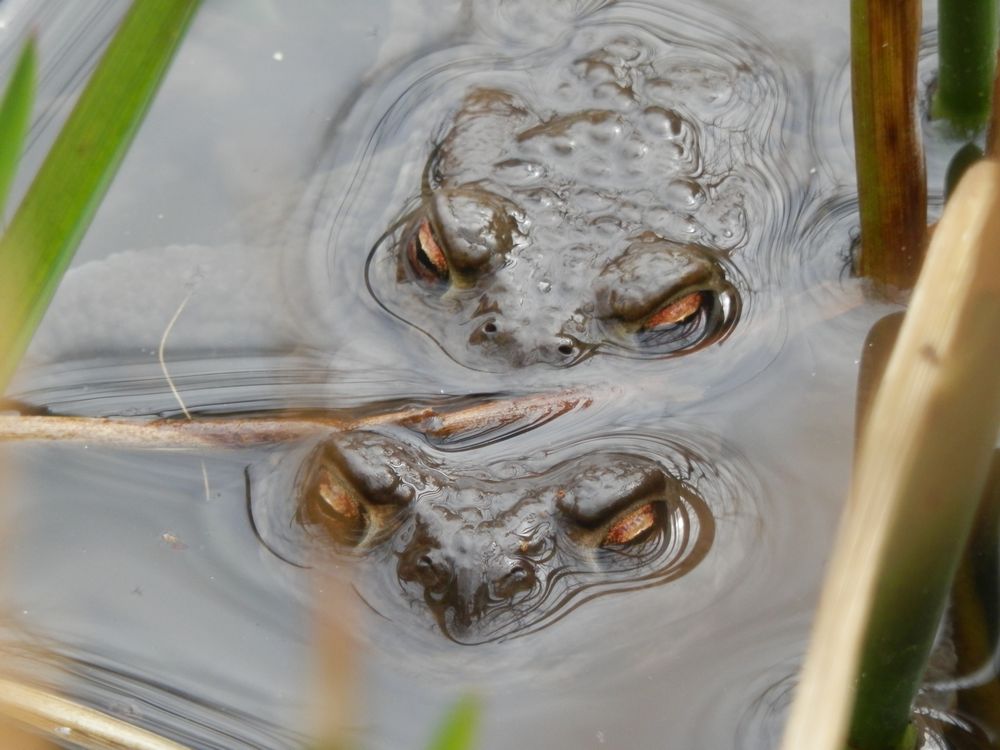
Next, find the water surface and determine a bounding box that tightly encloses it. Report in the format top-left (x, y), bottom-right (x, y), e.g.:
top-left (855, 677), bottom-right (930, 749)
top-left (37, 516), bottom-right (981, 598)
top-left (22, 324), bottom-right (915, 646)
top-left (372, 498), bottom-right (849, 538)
top-left (1, 1), bottom-right (990, 748)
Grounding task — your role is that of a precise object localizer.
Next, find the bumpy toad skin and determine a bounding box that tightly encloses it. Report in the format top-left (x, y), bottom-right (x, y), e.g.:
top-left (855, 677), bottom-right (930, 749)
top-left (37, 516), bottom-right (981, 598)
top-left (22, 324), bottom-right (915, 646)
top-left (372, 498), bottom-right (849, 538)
top-left (296, 431), bottom-right (713, 642)
top-left (367, 37), bottom-right (755, 371)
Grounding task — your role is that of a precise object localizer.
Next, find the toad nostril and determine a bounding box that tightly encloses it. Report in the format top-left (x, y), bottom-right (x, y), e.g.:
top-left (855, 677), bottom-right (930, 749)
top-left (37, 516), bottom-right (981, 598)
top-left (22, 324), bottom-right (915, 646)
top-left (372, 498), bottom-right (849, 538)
top-left (509, 562), bottom-right (530, 580)
top-left (497, 559), bottom-right (536, 598)
top-left (414, 553), bottom-right (450, 590)
top-left (483, 321), bottom-right (498, 335)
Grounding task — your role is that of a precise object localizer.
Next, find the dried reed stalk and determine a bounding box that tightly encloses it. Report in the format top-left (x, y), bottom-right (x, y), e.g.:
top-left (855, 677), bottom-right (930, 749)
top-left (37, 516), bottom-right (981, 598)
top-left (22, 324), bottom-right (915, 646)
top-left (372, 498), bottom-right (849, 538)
top-left (781, 160), bottom-right (1000, 750)
top-left (0, 677), bottom-right (190, 750)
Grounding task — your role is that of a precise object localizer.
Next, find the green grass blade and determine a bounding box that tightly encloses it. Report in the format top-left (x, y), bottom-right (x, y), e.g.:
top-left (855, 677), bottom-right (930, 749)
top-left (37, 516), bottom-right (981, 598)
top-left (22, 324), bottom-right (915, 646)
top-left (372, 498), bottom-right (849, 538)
top-left (427, 696), bottom-right (480, 750)
top-left (0, 0), bottom-right (201, 392)
top-left (0, 37), bottom-right (36, 220)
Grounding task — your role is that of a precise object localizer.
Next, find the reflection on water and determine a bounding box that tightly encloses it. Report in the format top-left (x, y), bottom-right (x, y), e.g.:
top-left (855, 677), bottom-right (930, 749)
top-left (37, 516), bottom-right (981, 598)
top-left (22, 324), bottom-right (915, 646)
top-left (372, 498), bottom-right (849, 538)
top-left (250, 427), bottom-right (732, 644)
top-left (1, 0), bottom-right (997, 748)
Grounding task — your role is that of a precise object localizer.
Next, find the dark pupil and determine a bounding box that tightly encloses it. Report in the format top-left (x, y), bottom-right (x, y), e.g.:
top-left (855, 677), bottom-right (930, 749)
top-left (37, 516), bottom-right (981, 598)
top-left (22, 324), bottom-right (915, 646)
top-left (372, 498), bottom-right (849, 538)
top-left (414, 234), bottom-right (444, 277)
top-left (415, 241), bottom-right (436, 272)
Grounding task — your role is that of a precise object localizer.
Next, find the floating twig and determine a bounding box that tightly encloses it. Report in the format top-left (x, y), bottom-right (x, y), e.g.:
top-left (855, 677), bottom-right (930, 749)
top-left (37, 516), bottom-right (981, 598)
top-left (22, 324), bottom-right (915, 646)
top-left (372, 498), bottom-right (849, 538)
top-left (0, 388), bottom-right (599, 449)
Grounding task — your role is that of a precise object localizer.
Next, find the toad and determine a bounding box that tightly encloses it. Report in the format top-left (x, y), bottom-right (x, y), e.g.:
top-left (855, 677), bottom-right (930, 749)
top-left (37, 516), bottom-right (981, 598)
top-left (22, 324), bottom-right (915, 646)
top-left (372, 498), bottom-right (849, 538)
top-left (291, 431), bottom-right (715, 643)
top-left (365, 34), bottom-right (768, 370)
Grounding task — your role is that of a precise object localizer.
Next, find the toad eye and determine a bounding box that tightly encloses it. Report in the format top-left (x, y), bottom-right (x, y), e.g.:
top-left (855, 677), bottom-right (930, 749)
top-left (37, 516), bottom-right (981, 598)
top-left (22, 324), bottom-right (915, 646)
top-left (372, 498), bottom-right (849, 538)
top-left (313, 466), bottom-right (370, 547)
top-left (640, 291), bottom-right (704, 331)
top-left (406, 218), bottom-right (449, 283)
top-left (601, 502), bottom-right (660, 546)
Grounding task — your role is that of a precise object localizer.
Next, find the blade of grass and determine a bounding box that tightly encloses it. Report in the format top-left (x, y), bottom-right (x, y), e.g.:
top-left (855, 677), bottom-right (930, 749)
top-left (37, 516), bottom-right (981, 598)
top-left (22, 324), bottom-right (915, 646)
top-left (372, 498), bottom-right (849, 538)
top-left (851, 0), bottom-right (926, 289)
top-left (0, 37), bottom-right (36, 219)
top-left (780, 160), bottom-right (1000, 750)
top-left (427, 695), bottom-right (479, 750)
top-left (0, 0), bottom-right (201, 392)
top-left (934, 0), bottom-right (999, 132)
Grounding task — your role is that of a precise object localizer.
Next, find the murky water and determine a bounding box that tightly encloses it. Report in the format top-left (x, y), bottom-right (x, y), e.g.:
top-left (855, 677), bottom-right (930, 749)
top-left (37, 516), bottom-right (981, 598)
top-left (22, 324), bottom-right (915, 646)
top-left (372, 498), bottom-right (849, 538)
top-left (0, 0), bottom-right (995, 748)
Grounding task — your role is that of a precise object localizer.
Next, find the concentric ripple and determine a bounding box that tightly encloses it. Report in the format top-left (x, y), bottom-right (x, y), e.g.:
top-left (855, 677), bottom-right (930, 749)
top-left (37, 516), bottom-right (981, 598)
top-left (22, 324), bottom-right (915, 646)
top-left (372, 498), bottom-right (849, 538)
top-left (247, 424), bottom-right (761, 646)
top-left (293, 0), bottom-right (805, 384)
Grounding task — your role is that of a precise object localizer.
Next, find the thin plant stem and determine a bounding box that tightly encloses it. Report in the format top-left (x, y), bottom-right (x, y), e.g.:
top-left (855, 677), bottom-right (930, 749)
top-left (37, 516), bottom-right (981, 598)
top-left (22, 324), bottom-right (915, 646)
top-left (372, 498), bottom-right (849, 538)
top-left (945, 453), bottom-right (1000, 738)
top-left (986, 51), bottom-right (1000, 156)
top-left (851, 0), bottom-right (926, 289)
top-left (0, 389), bottom-right (596, 449)
top-left (308, 571), bottom-right (358, 750)
top-left (934, 0), bottom-right (1000, 132)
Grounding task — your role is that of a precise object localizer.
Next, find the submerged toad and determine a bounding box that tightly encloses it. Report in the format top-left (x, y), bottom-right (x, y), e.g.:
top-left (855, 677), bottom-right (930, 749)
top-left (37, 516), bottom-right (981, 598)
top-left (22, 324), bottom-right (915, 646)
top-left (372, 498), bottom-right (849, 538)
top-left (257, 24), bottom-right (781, 640)
top-left (364, 33), bottom-right (773, 370)
top-left (287, 431), bottom-right (715, 643)
top-left (26, 21), bottom-right (779, 647)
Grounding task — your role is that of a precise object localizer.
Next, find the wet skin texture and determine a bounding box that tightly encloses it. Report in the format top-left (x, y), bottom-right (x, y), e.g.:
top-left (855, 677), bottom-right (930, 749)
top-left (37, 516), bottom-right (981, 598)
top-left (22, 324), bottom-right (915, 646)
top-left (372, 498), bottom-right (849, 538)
top-left (296, 431), bottom-right (713, 643)
top-left (367, 38), bottom-right (748, 371)
top-left (300, 33), bottom-right (769, 640)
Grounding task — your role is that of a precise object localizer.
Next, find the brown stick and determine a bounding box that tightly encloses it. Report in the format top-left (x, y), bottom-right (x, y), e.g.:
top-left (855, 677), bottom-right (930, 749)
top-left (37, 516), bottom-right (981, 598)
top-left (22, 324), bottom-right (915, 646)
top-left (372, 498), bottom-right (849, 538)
top-left (0, 388), bottom-right (600, 449)
top-left (852, 0), bottom-right (927, 289)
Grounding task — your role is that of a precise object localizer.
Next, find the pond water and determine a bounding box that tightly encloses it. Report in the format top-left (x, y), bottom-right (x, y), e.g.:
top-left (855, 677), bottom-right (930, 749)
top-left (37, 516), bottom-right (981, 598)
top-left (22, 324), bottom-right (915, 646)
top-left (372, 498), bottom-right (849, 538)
top-left (0, 0), bottom-right (993, 748)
